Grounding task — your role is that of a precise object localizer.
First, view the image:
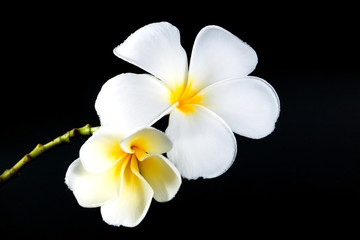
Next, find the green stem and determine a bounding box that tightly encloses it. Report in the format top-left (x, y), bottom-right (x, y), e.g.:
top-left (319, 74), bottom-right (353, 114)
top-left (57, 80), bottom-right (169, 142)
top-left (0, 124), bottom-right (99, 185)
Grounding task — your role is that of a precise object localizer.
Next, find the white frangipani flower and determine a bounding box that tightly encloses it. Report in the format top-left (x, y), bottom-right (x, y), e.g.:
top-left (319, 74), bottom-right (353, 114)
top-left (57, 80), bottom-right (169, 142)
top-left (65, 125), bottom-right (181, 227)
top-left (96, 22), bottom-right (280, 179)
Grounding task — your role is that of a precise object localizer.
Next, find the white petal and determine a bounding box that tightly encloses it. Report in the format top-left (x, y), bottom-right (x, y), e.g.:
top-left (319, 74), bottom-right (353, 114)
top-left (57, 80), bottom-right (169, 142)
top-left (166, 106), bottom-right (237, 179)
top-left (79, 125), bottom-right (126, 174)
top-left (114, 22), bottom-right (188, 90)
top-left (200, 77), bottom-right (280, 139)
top-left (101, 155), bottom-right (153, 227)
top-left (188, 25), bottom-right (258, 91)
top-left (120, 127), bottom-right (172, 159)
top-left (139, 154), bottom-right (181, 202)
top-left (65, 159), bottom-right (120, 208)
top-left (95, 73), bottom-right (172, 128)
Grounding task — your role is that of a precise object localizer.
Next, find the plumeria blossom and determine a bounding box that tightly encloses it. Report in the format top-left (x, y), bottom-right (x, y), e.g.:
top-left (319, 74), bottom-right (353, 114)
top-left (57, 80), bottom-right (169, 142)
top-left (65, 125), bottom-right (181, 227)
top-left (95, 22), bottom-right (280, 180)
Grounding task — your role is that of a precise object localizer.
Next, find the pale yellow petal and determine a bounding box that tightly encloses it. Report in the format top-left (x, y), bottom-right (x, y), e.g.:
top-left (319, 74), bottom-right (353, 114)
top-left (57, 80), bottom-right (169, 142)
top-left (139, 154), bottom-right (181, 202)
top-left (65, 159), bottom-right (121, 208)
top-left (80, 125), bottom-right (126, 174)
top-left (120, 127), bottom-right (172, 160)
top-left (100, 155), bottom-right (153, 227)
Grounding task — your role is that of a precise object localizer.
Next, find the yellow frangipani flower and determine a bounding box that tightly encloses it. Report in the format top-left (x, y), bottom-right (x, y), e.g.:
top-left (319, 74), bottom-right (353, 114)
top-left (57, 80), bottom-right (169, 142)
top-left (65, 125), bottom-right (181, 227)
top-left (95, 22), bottom-right (280, 179)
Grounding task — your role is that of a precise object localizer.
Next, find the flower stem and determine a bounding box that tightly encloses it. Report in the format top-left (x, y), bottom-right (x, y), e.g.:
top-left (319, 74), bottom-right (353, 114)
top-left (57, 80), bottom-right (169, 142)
top-left (0, 124), bottom-right (99, 185)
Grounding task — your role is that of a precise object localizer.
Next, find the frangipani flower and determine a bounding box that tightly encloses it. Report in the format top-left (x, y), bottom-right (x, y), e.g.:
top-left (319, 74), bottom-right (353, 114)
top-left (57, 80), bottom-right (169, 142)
top-left (96, 22), bottom-right (280, 179)
top-left (65, 125), bottom-right (181, 227)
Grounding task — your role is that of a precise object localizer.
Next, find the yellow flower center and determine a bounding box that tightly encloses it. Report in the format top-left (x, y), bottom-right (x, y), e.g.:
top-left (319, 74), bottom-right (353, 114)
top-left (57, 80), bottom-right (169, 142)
top-left (170, 80), bottom-right (203, 113)
top-left (110, 142), bottom-right (145, 181)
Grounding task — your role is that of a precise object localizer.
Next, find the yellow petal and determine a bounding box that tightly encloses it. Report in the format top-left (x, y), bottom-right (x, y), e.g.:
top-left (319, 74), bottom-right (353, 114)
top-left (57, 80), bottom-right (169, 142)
top-left (100, 155), bottom-right (153, 227)
top-left (139, 154), bottom-right (181, 202)
top-left (80, 125), bottom-right (126, 174)
top-left (120, 127), bottom-right (172, 160)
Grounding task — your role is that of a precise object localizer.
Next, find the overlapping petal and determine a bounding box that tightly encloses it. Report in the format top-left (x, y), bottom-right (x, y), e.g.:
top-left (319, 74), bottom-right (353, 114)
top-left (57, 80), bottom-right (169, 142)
top-left (65, 159), bottom-right (121, 208)
top-left (166, 105), bottom-right (237, 179)
top-left (188, 25), bottom-right (258, 91)
top-left (95, 73), bottom-right (173, 128)
top-left (79, 125), bottom-right (126, 174)
top-left (120, 127), bottom-right (172, 159)
top-left (200, 77), bottom-right (280, 139)
top-left (113, 22), bottom-right (188, 90)
top-left (139, 154), bottom-right (181, 202)
top-left (100, 155), bottom-right (153, 227)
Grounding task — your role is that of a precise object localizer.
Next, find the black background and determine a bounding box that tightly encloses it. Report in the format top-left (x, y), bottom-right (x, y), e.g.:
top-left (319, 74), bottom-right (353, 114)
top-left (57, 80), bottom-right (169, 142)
top-left (1, 2), bottom-right (359, 238)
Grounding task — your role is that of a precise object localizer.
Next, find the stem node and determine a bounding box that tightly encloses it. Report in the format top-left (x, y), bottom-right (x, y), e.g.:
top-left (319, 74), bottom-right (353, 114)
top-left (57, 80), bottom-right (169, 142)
top-left (0, 124), bottom-right (99, 185)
